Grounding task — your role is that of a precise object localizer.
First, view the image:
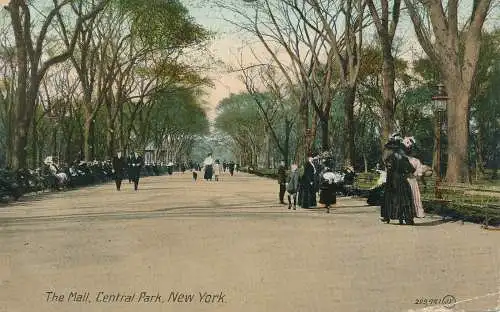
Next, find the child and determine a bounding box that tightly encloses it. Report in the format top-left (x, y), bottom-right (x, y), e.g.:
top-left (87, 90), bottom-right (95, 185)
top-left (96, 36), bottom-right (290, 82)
top-left (286, 164), bottom-right (299, 210)
top-left (213, 160), bottom-right (222, 181)
top-left (192, 169), bottom-right (198, 182)
top-left (320, 166), bottom-right (337, 213)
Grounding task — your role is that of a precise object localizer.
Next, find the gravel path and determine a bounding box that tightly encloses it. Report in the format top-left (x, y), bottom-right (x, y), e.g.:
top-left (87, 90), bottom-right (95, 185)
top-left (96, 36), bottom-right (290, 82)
top-left (0, 172), bottom-right (499, 312)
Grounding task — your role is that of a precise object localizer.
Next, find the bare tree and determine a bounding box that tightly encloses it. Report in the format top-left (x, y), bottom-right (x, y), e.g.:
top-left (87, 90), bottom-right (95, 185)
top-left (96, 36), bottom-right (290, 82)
top-left (404, 0), bottom-right (493, 183)
top-left (219, 0), bottom-right (344, 161)
top-left (366, 0), bottom-right (401, 151)
top-left (5, 0), bottom-right (107, 169)
top-left (306, 0), bottom-right (366, 166)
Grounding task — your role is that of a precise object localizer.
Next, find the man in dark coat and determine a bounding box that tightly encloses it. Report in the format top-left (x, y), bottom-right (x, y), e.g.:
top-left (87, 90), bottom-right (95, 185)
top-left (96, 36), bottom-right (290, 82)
top-left (112, 152), bottom-right (126, 191)
top-left (127, 153), bottom-right (133, 183)
top-left (277, 160), bottom-right (287, 205)
top-left (381, 134), bottom-right (416, 225)
top-left (129, 152), bottom-right (143, 191)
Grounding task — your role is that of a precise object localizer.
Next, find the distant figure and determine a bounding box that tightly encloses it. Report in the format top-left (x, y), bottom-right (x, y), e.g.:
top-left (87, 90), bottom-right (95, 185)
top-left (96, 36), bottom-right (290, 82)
top-left (213, 160), bottom-right (222, 181)
top-left (192, 169), bottom-right (198, 182)
top-left (112, 151), bottom-right (126, 191)
top-left (167, 161), bottom-right (174, 175)
top-left (127, 153), bottom-right (133, 183)
top-left (203, 153), bottom-right (214, 181)
top-left (286, 164), bottom-right (299, 210)
top-left (228, 161), bottom-right (235, 176)
top-left (277, 160), bottom-right (287, 205)
top-left (129, 152), bottom-right (143, 191)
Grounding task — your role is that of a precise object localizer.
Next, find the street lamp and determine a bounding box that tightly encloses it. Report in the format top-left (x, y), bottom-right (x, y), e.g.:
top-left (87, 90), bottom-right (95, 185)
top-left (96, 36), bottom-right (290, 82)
top-left (431, 83), bottom-right (448, 199)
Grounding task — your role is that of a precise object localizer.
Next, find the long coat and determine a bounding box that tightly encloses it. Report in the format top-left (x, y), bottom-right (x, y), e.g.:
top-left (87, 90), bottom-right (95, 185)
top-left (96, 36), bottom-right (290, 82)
top-left (298, 161), bottom-right (317, 208)
top-left (381, 150), bottom-right (416, 221)
top-left (129, 155), bottom-right (143, 181)
top-left (286, 170), bottom-right (299, 194)
top-left (112, 156), bottom-right (126, 180)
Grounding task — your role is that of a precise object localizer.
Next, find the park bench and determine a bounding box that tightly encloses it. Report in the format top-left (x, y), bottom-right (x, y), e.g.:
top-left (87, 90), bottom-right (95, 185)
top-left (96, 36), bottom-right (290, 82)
top-left (429, 183), bottom-right (500, 229)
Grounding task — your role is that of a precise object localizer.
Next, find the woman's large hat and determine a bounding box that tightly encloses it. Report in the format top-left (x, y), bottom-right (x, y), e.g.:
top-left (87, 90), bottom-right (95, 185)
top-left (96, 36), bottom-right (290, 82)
top-left (44, 156), bottom-right (53, 165)
top-left (384, 132), bottom-right (404, 150)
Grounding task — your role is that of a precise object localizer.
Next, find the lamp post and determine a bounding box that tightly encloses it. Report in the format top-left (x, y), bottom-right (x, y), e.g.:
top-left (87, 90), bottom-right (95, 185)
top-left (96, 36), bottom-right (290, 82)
top-left (431, 83), bottom-right (448, 199)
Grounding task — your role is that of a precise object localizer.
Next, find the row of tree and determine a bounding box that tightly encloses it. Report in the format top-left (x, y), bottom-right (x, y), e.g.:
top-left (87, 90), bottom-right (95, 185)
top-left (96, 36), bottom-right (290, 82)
top-left (213, 0), bottom-right (498, 183)
top-left (0, 0), bottom-right (212, 169)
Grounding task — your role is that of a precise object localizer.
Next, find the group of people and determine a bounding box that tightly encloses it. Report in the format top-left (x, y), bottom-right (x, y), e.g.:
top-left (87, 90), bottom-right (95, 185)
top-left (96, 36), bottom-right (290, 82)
top-left (380, 133), bottom-right (430, 225)
top-left (111, 152), bottom-right (144, 191)
top-left (274, 133), bottom-right (429, 221)
top-left (196, 153), bottom-right (236, 182)
top-left (277, 154), bottom-right (350, 212)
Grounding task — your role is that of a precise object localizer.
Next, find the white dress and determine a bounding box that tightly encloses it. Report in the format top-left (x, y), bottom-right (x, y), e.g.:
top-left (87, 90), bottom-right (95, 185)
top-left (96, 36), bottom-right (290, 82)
top-left (408, 157), bottom-right (425, 218)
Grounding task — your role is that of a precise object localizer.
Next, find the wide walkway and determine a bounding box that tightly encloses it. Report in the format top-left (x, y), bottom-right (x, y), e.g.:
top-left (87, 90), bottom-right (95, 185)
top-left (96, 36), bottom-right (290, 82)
top-left (0, 172), bottom-right (499, 312)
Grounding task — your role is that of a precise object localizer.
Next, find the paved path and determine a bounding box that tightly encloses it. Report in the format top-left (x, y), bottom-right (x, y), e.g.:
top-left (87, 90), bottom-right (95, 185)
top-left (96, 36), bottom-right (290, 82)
top-left (0, 172), bottom-right (499, 312)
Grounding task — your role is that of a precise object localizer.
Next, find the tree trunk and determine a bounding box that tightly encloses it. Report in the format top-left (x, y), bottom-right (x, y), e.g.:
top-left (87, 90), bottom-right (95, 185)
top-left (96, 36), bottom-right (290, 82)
top-left (320, 115), bottom-right (329, 151)
top-left (343, 85), bottom-right (356, 167)
top-left (283, 119), bottom-right (291, 167)
top-left (363, 154), bottom-right (368, 173)
top-left (380, 46), bottom-right (396, 143)
top-left (107, 127), bottom-right (115, 159)
top-left (10, 3), bottom-right (29, 169)
top-left (83, 118), bottom-right (92, 161)
top-left (300, 95), bottom-right (309, 161)
top-left (65, 124), bottom-right (73, 164)
top-left (31, 112), bottom-right (37, 167)
top-left (445, 83), bottom-right (471, 183)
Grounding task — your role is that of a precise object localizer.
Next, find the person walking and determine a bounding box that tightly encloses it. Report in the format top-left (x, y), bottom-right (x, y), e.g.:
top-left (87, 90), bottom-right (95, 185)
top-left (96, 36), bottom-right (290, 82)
top-left (319, 164), bottom-right (337, 213)
top-left (112, 152), bottom-right (126, 191)
top-left (129, 152), bottom-right (143, 191)
top-left (213, 160), bottom-right (222, 181)
top-left (203, 153), bottom-right (214, 181)
top-left (286, 164), bottom-right (299, 210)
top-left (277, 160), bottom-right (287, 205)
top-left (381, 134), bottom-right (416, 225)
top-left (127, 153), bottom-right (133, 183)
top-left (228, 161), bottom-right (235, 176)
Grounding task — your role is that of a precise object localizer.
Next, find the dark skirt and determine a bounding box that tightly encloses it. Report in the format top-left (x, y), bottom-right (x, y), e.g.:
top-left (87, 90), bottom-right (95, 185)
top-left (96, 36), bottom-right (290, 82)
top-left (381, 179), bottom-right (414, 221)
top-left (113, 171), bottom-right (124, 181)
top-left (319, 183), bottom-right (337, 206)
top-left (298, 182), bottom-right (317, 208)
top-left (204, 165), bottom-right (213, 179)
top-left (129, 167), bottom-right (140, 182)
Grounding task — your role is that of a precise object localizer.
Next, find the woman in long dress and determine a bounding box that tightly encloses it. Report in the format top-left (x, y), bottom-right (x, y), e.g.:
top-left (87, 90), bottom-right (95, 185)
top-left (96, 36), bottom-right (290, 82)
top-left (203, 153), bottom-right (214, 181)
top-left (403, 137), bottom-right (425, 218)
top-left (298, 154), bottom-right (317, 208)
top-left (381, 134), bottom-right (416, 225)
